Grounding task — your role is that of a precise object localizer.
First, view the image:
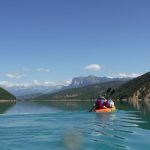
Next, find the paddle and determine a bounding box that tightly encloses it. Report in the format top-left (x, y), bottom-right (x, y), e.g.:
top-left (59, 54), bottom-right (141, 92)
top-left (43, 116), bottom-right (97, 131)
top-left (110, 89), bottom-right (115, 96)
top-left (89, 105), bottom-right (95, 112)
top-left (89, 87), bottom-right (112, 112)
top-left (105, 87), bottom-right (112, 95)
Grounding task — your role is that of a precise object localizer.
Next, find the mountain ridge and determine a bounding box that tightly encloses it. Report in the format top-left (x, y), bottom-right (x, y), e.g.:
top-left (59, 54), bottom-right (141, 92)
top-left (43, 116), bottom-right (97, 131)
top-left (35, 80), bottom-right (127, 100)
top-left (112, 72), bottom-right (150, 100)
top-left (0, 87), bottom-right (16, 101)
top-left (66, 75), bottom-right (131, 89)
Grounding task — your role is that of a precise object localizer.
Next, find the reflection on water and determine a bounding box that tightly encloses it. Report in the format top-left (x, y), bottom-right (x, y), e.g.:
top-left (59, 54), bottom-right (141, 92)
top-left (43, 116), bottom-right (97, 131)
top-left (35, 100), bottom-right (94, 111)
top-left (0, 100), bottom-right (94, 114)
top-left (1, 99), bottom-right (150, 114)
top-left (90, 108), bottom-right (150, 150)
top-left (0, 102), bottom-right (16, 114)
top-left (119, 98), bottom-right (150, 115)
top-left (116, 101), bottom-right (150, 130)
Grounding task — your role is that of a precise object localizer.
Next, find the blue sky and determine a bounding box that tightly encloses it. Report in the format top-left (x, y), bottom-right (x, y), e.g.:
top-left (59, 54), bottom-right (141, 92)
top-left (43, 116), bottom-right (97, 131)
top-left (0, 0), bottom-right (150, 87)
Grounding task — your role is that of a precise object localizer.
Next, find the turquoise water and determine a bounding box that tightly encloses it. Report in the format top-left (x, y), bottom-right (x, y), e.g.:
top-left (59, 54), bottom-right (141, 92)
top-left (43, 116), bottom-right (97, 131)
top-left (0, 101), bottom-right (150, 150)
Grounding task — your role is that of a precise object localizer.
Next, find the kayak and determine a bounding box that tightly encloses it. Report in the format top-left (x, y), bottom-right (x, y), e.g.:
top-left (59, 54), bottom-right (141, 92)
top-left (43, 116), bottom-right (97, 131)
top-left (94, 106), bottom-right (116, 113)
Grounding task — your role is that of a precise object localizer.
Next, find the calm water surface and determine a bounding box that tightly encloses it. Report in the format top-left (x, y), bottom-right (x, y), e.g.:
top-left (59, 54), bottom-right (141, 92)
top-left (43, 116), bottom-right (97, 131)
top-left (0, 101), bottom-right (150, 150)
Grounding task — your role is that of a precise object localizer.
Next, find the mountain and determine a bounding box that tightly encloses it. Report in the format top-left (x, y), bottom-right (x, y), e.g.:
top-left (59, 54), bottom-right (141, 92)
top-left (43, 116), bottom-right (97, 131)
top-left (111, 72), bottom-right (150, 109)
top-left (0, 87), bottom-right (16, 101)
top-left (112, 72), bottom-right (150, 99)
top-left (66, 75), bottom-right (130, 89)
top-left (4, 85), bottom-right (62, 98)
top-left (35, 80), bottom-right (126, 100)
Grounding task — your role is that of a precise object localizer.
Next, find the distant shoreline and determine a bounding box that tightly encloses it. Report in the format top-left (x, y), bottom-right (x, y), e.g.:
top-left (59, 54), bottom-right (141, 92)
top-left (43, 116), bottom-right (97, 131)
top-left (0, 100), bottom-right (16, 103)
top-left (31, 99), bottom-right (95, 102)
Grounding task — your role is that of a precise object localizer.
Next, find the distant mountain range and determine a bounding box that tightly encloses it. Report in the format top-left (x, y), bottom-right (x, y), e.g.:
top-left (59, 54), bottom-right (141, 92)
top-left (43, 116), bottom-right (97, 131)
top-left (1, 76), bottom-right (131, 99)
top-left (35, 80), bottom-right (127, 100)
top-left (4, 85), bottom-right (62, 97)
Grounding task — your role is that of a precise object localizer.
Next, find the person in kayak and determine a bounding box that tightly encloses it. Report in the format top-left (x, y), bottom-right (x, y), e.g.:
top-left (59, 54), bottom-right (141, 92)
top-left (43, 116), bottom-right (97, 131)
top-left (109, 98), bottom-right (115, 108)
top-left (95, 96), bottom-right (107, 109)
top-left (103, 98), bottom-right (114, 108)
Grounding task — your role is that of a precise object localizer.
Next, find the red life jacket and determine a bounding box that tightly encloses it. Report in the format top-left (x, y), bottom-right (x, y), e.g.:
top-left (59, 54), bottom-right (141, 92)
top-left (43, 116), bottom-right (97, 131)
top-left (103, 101), bottom-right (109, 107)
top-left (96, 100), bottom-right (103, 109)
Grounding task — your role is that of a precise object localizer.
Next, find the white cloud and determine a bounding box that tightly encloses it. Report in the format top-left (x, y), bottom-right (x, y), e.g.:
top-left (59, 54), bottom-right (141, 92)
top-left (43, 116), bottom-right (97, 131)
top-left (63, 80), bottom-right (72, 85)
top-left (33, 80), bottom-right (41, 85)
top-left (110, 73), bottom-right (141, 78)
top-left (0, 79), bottom-right (71, 88)
top-left (84, 64), bottom-right (101, 71)
top-left (44, 81), bottom-right (56, 86)
top-left (118, 73), bottom-right (128, 78)
top-left (129, 73), bottom-right (140, 78)
top-left (32, 80), bottom-right (56, 86)
top-left (56, 80), bottom-right (71, 86)
top-left (6, 73), bottom-right (26, 79)
top-left (36, 68), bottom-right (50, 73)
top-left (0, 81), bottom-right (13, 87)
top-left (0, 81), bottom-right (29, 88)
top-left (32, 80), bottom-right (71, 87)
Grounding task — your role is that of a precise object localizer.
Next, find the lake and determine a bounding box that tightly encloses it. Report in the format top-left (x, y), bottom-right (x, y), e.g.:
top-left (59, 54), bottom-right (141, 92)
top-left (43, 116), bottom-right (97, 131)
top-left (0, 100), bottom-right (150, 150)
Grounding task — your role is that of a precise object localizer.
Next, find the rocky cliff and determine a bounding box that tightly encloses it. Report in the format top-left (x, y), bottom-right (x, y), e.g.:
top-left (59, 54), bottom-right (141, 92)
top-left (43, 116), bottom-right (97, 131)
top-left (67, 75), bottom-right (130, 88)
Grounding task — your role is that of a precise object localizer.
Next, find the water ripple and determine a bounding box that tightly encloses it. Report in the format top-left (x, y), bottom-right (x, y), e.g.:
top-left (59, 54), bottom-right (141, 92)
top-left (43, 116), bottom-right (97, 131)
top-left (88, 110), bottom-right (150, 150)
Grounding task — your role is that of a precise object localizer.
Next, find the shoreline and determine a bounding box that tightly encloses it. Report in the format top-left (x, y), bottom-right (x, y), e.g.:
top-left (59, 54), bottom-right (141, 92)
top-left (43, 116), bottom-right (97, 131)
top-left (0, 100), bottom-right (16, 103)
top-left (30, 99), bottom-right (95, 102)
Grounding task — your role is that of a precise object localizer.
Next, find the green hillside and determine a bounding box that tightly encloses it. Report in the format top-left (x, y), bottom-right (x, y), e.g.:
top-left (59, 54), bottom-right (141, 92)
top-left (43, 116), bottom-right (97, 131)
top-left (0, 87), bottom-right (16, 101)
top-left (35, 81), bottom-right (126, 100)
top-left (112, 72), bottom-right (150, 99)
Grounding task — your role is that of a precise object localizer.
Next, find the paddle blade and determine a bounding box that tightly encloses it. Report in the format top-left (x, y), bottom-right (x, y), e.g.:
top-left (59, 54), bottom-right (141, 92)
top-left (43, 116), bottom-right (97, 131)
top-left (106, 88), bottom-right (111, 94)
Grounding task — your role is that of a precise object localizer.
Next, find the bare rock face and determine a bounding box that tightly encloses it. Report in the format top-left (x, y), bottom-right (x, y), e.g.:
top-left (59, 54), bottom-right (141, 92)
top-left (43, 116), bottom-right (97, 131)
top-left (68, 76), bottom-right (130, 88)
top-left (127, 88), bottom-right (150, 111)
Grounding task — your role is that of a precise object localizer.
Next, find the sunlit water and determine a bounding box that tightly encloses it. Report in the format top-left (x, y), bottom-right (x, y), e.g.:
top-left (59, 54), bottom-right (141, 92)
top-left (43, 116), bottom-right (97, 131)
top-left (0, 101), bottom-right (150, 150)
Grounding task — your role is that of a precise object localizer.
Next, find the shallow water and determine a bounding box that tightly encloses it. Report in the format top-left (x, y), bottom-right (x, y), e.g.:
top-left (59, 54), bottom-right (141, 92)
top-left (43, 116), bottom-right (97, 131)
top-left (0, 101), bottom-right (150, 150)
